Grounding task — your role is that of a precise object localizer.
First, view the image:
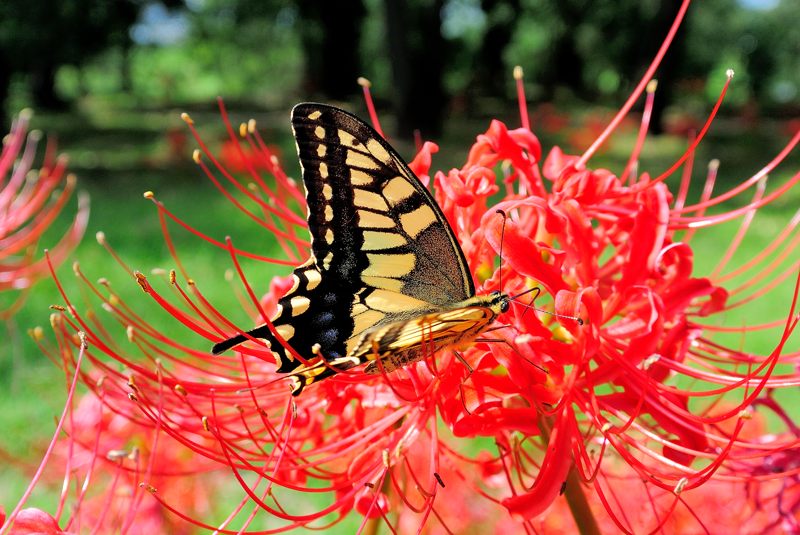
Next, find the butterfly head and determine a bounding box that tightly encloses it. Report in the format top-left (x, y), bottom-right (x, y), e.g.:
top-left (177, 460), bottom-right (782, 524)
top-left (489, 290), bottom-right (511, 314)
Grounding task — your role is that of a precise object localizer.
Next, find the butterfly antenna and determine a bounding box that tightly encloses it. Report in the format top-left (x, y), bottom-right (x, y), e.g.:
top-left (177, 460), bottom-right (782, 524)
top-left (496, 209), bottom-right (507, 290)
top-left (495, 210), bottom-right (583, 326)
top-left (511, 286), bottom-right (584, 325)
top-left (510, 286), bottom-right (540, 301)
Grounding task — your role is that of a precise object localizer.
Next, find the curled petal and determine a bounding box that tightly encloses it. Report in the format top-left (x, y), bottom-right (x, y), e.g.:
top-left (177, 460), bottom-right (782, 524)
top-left (542, 146), bottom-right (579, 181)
top-left (502, 412), bottom-right (574, 521)
top-left (453, 406), bottom-right (540, 437)
top-left (6, 508), bottom-right (70, 535)
top-left (408, 141), bottom-right (439, 186)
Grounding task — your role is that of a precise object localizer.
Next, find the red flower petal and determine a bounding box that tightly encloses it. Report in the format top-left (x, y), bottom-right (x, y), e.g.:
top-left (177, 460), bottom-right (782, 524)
top-left (408, 141), bottom-right (439, 186)
top-left (7, 508), bottom-right (67, 535)
top-left (453, 406), bottom-right (540, 437)
top-left (502, 413), bottom-right (574, 520)
top-left (542, 145), bottom-right (579, 181)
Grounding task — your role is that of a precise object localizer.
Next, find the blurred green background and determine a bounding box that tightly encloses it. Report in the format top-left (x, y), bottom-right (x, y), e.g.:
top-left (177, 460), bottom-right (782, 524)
top-left (1, 0), bottom-right (799, 134)
top-left (1, 0), bottom-right (799, 529)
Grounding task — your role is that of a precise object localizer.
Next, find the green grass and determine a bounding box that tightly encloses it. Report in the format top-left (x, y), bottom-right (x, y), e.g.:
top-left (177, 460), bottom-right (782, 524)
top-left (1, 97), bottom-right (798, 530)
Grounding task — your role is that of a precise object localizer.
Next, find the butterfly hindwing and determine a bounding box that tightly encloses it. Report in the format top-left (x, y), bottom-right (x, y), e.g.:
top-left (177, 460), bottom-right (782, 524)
top-left (356, 297), bottom-right (501, 374)
top-left (211, 260), bottom-right (330, 373)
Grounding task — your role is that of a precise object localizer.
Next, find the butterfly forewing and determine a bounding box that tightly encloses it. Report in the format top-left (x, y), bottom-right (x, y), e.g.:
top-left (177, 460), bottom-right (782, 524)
top-left (214, 103), bottom-right (492, 394)
top-left (291, 103), bottom-right (473, 304)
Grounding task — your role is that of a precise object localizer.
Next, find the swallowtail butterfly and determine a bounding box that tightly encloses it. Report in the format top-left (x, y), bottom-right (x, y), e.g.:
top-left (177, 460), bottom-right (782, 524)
top-left (213, 103), bottom-right (512, 395)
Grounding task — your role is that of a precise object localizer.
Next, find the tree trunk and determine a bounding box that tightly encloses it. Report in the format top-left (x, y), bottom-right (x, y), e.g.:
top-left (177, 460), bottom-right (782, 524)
top-left (475, 0), bottom-right (520, 97)
top-left (544, 1), bottom-right (586, 100)
top-left (646, 0), bottom-right (688, 135)
top-left (0, 53), bottom-right (12, 128)
top-left (298, 0), bottom-right (366, 100)
top-left (31, 60), bottom-right (68, 111)
top-left (384, 0), bottom-right (447, 138)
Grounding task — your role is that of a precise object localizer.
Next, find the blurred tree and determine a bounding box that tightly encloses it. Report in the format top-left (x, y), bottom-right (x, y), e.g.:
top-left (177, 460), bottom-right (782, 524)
top-left (543, 0), bottom-right (689, 120)
top-left (505, 0), bottom-right (694, 131)
top-left (0, 0), bottom-right (146, 121)
top-left (754, 1), bottom-right (800, 109)
top-left (544, 0), bottom-right (587, 99)
top-left (621, 0), bottom-right (688, 134)
top-left (384, 0), bottom-right (448, 138)
top-left (684, 0), bottom-right (799, 110)
top-left (646, 1), bottom-right (688, 135)
top-left (296, 0), bottom-right (366, 100)
top-left (225, 0), bottom-right (355, 99)
top-left (475, 0), bottom-right (520, 97)
top-left (0, 0), bottom-right (792, 132)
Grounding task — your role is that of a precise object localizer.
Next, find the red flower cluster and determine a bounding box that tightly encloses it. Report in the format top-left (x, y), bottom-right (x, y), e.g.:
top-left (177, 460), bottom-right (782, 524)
top-left (6, 4), bottom-right (800, 533)
top-left (0, 110), bottom-right (88, 319)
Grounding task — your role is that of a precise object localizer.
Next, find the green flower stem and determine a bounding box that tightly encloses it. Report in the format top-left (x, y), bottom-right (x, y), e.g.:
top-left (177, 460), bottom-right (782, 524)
top-left (538, 413), bottom-right (600, 534)
top-left (564, 464), bottom-right (601, 535)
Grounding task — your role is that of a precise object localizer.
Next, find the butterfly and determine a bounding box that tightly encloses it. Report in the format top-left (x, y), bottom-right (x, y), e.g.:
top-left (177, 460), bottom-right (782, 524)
top-left (212, 103), bottom-right (511, 395)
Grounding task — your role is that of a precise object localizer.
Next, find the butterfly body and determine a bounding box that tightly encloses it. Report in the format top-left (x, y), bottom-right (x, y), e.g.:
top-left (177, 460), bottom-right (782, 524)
top-left (286, 291), bottom-right (509, 393)
top-left (357, 291), bottom-right (509, 374)
top-left (213, 103), bottom-right (509, 395)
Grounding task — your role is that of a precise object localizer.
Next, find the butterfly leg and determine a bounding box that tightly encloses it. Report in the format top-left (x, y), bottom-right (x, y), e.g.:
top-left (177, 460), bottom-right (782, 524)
top-left (451, 350), bottom-right (477, 415)
top-left (288, 355), bottom-right (363, 396)
top-left (476, 337), bottom-right (548, 373)
top-left (453, 350), bottom-right (473, 374)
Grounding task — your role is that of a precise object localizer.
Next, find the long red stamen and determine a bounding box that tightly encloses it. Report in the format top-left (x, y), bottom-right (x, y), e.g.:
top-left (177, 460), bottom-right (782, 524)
top-left (513, 66), bottom-right (530, 132)
top-left (576, 0), bottom-right (691, 168)
top-left (358, 77), bottom-right (384, 138)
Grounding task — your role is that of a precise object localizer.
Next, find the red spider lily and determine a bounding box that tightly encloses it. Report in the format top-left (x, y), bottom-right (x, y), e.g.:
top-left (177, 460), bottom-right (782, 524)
top-left (536, 470), bottom-right (799, 534)
top-left (48, 390), bottom-right (219, 534)
top-left (9, 1), bottom-right (800, 533)
top-left (0, 110), bottom-right (89, 320)
top-left (3, 332), bottom-right (221, 535)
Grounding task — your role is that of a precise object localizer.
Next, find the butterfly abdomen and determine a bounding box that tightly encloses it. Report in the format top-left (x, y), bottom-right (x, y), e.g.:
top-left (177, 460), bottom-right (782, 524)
top-left (356, 293), bottom-right (508, 374)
